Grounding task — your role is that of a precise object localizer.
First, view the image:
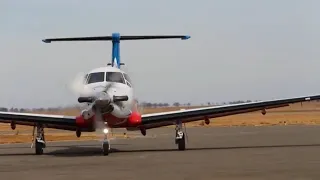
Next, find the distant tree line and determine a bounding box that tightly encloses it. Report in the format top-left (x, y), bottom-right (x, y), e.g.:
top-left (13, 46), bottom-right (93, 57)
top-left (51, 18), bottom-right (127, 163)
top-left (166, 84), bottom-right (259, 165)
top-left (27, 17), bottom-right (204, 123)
top-left (0, 107), bottom-right (66, 112)
top-left (138, 102), bottom-right (191, 108)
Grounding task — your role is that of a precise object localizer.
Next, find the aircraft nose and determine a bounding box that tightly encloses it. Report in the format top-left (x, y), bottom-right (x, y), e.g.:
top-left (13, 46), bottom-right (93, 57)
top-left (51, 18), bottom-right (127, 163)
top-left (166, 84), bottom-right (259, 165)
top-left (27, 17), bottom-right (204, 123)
top-left (93, 86), bottom-right (106, 93)
top-left (106, 87), bottom-right (118, 98)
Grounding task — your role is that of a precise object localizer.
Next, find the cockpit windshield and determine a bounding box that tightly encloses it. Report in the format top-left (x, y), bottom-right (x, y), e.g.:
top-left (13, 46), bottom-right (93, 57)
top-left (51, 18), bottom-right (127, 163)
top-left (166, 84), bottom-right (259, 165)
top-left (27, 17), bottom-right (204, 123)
top-left (86, 72), bottom-right (105, 84)
top-left (106, 72), bottom-right (125, 84)
top-left (85, 71), bottom-right (131, 86)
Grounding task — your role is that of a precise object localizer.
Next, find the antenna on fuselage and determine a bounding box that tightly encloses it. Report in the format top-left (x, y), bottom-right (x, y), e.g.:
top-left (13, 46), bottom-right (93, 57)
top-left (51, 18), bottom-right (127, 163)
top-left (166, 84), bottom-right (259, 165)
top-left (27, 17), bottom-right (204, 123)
top-left (42, 32), bottom-right (191, 69)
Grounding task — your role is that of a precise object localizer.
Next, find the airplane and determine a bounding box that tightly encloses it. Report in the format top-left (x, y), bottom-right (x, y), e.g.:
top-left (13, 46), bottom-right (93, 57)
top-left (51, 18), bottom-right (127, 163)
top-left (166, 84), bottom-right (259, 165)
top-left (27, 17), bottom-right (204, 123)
top-left (0, 32), bottom-right (320, 156)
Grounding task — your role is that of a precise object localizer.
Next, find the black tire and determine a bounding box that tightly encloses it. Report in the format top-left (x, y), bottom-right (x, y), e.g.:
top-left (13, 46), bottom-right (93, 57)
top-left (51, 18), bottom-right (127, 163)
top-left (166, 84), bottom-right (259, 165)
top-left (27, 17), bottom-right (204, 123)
top-left (35, 141), bottom-right (43, 155)
top-left (102, 142), bottom-right (110, 156)
top-left (177, 135), bottom-right (186, 151)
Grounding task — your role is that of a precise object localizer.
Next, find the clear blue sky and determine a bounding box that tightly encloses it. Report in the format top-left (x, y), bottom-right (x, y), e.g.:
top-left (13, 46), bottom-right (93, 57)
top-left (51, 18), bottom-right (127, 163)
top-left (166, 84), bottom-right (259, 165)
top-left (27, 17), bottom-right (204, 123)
top-left (0, 0), bottom-right (319, 108)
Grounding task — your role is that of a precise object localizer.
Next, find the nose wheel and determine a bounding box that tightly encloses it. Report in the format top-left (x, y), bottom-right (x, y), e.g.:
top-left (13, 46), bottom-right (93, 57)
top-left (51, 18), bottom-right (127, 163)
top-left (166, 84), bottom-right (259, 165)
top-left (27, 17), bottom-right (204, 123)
top-left (102, 128), bottom-right (111, 156)
top-left (102, 140), bottom-right (110, 156)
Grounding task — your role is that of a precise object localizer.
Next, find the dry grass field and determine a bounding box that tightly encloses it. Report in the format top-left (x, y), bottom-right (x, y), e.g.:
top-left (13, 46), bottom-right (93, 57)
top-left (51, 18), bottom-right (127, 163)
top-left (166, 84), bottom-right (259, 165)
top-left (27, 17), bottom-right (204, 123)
top-left (1, 101), bottom-right (320, 143)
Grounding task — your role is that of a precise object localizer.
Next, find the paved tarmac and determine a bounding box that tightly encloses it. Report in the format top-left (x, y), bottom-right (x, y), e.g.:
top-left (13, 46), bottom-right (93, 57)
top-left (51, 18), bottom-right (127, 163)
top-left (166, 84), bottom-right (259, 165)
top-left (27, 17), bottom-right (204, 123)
top-left (1, 125), bottom-right (320, 180)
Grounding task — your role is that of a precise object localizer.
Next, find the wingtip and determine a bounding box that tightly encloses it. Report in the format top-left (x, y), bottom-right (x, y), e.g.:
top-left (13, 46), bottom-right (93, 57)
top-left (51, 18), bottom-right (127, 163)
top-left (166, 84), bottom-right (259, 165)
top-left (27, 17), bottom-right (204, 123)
top-left (181, 35), bottom-right (191, 40)
top-left (42, 39), bottom-right (51, 43)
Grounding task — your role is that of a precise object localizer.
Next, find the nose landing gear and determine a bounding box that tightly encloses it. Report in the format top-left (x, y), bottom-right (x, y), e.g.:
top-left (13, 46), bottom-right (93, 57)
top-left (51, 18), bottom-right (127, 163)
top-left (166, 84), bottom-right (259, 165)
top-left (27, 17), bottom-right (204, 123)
top-left (102, 128), bottom-right (111, 156)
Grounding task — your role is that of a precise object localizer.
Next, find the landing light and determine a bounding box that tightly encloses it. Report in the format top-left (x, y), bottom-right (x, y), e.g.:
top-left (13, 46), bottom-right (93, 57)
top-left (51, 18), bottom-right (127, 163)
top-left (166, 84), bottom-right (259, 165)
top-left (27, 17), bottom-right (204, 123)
top-left (103, 128), bottom-right (109, 134)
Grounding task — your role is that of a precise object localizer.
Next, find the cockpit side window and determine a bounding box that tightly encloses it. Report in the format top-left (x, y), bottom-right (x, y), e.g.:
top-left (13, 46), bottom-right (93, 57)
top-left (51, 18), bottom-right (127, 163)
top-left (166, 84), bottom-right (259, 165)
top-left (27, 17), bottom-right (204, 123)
top-left (87, 72), bottom-right (105, 84)
top-left (123, 73), bottom-right (132, 84)
top-left (106, 72), bottom-right (125, 84)
top-left (83, 74), bottom-right (88, 84)
top-left (123, 73), bottom-right (132, 87)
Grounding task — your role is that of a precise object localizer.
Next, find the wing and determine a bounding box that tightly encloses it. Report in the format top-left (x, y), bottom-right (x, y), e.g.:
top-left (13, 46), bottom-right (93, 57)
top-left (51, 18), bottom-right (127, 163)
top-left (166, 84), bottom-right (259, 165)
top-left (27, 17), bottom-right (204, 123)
top-left (139, 95), bottom-right (320, 129)
top-left (0, 112), bottom-right (93, 132)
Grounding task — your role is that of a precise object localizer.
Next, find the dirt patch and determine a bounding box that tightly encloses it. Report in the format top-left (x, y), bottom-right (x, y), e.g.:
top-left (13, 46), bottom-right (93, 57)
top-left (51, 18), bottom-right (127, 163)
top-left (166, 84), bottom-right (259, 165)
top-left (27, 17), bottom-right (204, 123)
top-left (193, 110), bottom-right (320, 127)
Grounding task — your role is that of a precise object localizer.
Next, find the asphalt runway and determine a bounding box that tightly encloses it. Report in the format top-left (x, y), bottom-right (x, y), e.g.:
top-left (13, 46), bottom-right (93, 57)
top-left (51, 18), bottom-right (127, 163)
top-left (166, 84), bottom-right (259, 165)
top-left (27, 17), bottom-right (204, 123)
top-left (1, 125), bottom-right (320, 180)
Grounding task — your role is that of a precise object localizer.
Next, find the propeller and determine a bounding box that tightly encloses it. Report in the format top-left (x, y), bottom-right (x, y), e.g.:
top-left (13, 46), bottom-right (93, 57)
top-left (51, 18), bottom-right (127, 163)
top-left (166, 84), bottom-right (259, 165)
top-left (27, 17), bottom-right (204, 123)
top-left (132, 99), bottom-right (144, 114)
top-left (68, 71), bottom-right (129, 140)
top-left (93, 108), bottom-right (107, 141)
top-left (68, 72), bottom-right (116, 98)
top-left (68, 72), bottom-right (89, 97)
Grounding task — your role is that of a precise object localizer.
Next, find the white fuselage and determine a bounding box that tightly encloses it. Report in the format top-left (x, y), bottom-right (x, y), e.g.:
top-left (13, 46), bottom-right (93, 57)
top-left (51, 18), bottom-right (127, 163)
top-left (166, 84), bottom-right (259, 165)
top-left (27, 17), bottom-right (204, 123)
top-left (80, 66), bottom-right (134, 119)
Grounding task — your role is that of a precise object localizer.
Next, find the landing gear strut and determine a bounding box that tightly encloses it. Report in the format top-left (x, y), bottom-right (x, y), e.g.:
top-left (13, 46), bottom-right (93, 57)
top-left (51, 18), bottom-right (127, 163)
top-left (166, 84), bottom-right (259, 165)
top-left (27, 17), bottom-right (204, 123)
top-left (175, 120), bottom-right (186, 151)
top-left (102, 128), bottom-right (110, 156)
top-left (32, 124), bottom-right (46, 155)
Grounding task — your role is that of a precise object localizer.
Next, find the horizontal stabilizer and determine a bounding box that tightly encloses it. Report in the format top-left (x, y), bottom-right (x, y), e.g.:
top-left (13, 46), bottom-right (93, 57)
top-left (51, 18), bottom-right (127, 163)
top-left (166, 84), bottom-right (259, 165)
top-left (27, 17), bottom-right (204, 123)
top-left (42, 32), bottom-right (190, 69)
top-left (107, 63), bottom-right (125, 66)
top-left (42, 35), bottom-right (190, 43)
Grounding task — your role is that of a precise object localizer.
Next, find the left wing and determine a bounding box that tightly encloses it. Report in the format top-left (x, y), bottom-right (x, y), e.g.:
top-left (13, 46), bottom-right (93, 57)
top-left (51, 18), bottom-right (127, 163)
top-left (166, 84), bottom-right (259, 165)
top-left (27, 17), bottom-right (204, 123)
top-left (139, 95), bottom-right (320, 129)
top-left (0, 112), bottom-right (93, 132)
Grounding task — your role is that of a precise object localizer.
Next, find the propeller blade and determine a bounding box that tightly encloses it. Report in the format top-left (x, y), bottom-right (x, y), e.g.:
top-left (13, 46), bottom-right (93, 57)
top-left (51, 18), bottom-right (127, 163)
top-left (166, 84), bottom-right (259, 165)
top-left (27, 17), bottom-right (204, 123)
top-left (78, 96), bottom-right (96, 103)
top-left (103, 82), bottom-right (114, 92)
top-left (132, 99), bottom-right (144, 114)
top-left (113, 95), bottom-right (128, 102)
top-left (138, 104), bottom-right (144, 114)
top-left (93, 109), bottom-right (107, 141)
top-left (94, 109), bottom-right (104, 129)
top-left (68, 72), bottom-right (89, 96)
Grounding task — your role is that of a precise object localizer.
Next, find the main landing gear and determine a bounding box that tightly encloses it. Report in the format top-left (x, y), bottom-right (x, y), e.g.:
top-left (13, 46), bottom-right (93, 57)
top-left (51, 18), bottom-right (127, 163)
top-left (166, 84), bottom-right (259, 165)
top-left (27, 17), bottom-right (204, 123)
top-left (31, 124), bottom-right (46, 155)
top-left (175, 120), bottom-right (186, 151)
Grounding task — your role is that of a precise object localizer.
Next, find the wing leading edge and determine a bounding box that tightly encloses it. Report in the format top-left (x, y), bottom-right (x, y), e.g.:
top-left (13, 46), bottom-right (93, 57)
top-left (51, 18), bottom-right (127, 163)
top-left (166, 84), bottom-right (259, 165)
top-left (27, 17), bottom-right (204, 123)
top-left (139, 95), bottom-right (320, 129)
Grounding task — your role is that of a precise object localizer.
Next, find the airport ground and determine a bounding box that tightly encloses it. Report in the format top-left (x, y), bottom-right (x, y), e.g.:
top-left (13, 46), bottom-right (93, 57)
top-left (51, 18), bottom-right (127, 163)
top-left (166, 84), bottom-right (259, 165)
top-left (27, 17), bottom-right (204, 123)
top-left (1, 125), bottom-right (320, 179)
top-left (1, 102), bottom-right (320, 179)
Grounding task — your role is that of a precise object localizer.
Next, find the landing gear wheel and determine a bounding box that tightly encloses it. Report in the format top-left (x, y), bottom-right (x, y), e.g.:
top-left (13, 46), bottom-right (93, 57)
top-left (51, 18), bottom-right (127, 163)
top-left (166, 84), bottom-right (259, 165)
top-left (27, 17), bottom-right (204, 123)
top-left (35, 139), bottom-right (44, 155)
top-left (102, 141), bottom-right (110, 156)
top-left (175, 129), bottom-right (186, 151)
top-left (177, 134), bottom-right (186, 151)
top-left (33, 124), bottom-right (46, 155)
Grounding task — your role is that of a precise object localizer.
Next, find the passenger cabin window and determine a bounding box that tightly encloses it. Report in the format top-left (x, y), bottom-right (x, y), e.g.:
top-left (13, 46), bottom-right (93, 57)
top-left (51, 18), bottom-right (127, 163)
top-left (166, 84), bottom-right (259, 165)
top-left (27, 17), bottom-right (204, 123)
top-left (87, 72), bottom-right (105, 84)
top-left (105, 72), bottom-right (125, 84)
